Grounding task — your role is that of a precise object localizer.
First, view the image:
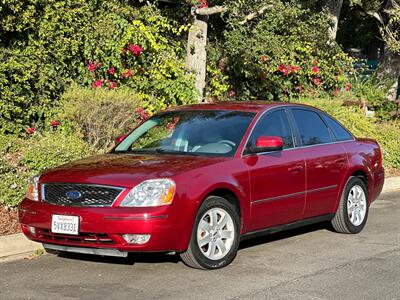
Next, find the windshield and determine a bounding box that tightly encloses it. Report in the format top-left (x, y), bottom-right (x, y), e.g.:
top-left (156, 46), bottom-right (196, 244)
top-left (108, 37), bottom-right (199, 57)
top-left (114, 110), bottom-right (255, 157)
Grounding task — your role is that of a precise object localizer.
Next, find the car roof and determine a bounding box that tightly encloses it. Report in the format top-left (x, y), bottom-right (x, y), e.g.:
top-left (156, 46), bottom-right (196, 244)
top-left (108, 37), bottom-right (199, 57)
top-left (166, 101), bottom-right (313, 113)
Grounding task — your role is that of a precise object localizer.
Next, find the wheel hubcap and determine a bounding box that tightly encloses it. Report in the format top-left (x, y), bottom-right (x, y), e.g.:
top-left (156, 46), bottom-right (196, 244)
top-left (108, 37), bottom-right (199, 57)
top-left (197, 207), bottom-right (235, 260)
top-left (347, 185), bottom-right (367, 226)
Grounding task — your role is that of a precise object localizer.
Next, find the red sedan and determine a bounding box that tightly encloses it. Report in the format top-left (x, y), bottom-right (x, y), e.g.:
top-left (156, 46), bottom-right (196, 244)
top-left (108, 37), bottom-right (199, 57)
top-left (19, 102), bottom-right (385, 269)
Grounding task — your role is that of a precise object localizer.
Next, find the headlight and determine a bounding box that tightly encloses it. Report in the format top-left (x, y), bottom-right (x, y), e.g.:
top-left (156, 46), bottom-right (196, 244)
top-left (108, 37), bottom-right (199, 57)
top-left (26, 175), bottom-right (40, 201)
top-left (119, 179), bottom-right (176, 207)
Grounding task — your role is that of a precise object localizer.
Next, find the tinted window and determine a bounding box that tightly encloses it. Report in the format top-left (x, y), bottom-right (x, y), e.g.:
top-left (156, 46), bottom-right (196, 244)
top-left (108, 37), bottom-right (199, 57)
top-left (114, 110), bottom-right (255, 157)
top-left (292, 109), bottom-right (332, 146)
top-left (321, 114), bottom-right (353, 141)
top-left (247, 110), bottom-right (294, 149)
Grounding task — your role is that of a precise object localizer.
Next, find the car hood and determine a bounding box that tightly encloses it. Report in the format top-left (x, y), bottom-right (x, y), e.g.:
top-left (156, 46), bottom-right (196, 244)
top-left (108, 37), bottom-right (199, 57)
top-left (40, 153), bottom-right (228, 187)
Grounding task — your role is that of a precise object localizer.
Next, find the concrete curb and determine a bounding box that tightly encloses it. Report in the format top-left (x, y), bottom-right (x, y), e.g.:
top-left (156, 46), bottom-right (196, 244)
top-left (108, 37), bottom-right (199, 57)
top-left (0, 233), bottom-right (43, 260)
top-left (382, 176), bottom-right (400, 193)
top-left (1, 176), bottom-right (399, 261)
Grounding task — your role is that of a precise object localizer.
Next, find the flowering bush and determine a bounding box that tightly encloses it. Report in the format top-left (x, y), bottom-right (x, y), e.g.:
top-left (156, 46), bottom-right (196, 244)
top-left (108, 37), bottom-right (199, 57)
top-left (82, 8), bottom-right (198, 113)
top-left (219, 1), bottom-right (354, 100)
top-left (0, 1), bottom-right (196, 134)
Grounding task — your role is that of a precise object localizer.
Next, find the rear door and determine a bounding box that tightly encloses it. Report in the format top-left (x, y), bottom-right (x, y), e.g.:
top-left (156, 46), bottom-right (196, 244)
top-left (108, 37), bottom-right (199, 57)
top-left (245, 108), bottom-right (306, 231)
top-left (289, 108), bottom-right (348, 219)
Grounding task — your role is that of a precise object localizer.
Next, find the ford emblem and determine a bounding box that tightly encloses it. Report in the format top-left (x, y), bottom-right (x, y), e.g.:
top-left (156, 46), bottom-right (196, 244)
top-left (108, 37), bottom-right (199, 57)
top-left (66, 190), bottom-right (82, 200)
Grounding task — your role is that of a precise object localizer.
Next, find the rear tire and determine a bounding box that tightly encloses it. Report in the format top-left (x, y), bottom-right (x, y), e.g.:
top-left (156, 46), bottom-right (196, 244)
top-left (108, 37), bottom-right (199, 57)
top-left (331, 177), bottom-right (369, 234)
top-left (180, 196), bottom-right (240, 270)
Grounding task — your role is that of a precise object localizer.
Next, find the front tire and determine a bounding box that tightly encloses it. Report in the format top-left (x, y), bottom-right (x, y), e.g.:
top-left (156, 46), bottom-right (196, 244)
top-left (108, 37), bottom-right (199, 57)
top-left (331, 177), bottom-right (369, 234)
top-left (180, 196), bottom-right (240, 270)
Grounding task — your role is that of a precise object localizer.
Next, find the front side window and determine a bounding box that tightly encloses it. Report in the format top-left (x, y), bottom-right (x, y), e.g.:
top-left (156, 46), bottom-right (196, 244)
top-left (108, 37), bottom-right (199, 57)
top-left (247, 109), bottom-right (294, 150)
top-left (292, 109), bottom-right (332, 146)
top-left (114, 110), bottom-right (255, 157)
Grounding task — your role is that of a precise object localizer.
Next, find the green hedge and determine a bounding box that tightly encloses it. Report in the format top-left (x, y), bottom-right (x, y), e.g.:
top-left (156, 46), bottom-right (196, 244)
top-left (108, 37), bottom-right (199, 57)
top-left (60, 84), bottom-right (143, 151)
top-left (0, 132), bottom-right (92, 207)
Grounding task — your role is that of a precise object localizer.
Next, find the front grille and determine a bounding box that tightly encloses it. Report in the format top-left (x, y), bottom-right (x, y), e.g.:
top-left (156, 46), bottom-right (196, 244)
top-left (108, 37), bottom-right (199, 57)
top-left (37, 228), bottom-right (114, 245)
top-left (42, 183), bottom-right (124, 207)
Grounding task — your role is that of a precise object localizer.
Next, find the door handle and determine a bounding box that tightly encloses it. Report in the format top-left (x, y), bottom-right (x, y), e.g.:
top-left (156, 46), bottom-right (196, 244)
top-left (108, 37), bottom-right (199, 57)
top-left (288, 165), bottom-right (303, 173)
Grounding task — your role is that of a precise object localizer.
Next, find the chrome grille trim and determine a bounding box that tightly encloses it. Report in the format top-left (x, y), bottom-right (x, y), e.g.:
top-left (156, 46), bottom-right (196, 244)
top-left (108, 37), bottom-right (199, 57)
top-left (41, 183), bottom-right (125, 207)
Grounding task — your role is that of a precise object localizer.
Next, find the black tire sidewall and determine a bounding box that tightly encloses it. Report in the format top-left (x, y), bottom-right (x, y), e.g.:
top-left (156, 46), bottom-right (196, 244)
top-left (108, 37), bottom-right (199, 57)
top-left (342, 177), bottom-right (369, 233)
top-left (189, 196), bottom-right (240, 269)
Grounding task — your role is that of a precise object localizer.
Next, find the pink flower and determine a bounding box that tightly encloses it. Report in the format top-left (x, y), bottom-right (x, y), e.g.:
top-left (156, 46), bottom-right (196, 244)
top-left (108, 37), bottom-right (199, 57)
top-left (313, 77), bottom-right (323, 86)
top-left (108, 67), bottom-right (115, 75)
top-left (92, 79), bottom-right (103, 89)
top-left (277, 64), bottom-right (290, 76)
top-left (109, 81), bottom-right (117, 90)
top-left (26, 127), bottom-right (36, 135)
top-left (198, 0), bottom-right (208, 8)
top-left (135, 108), bottom-right (149, 120)
top-left (312, 66), bottom-right (320, 74)
top-left (87, 61), bottom-right (100, 72)
top-left (228, 89), bottom-right (236, 97)
top-left (345, 83), bottom-right (351, 91)
top-left (121, 69), bottom-right (133, 78)
top-left (127, 44), bottom-right (144, 57)
top-left (277, 64), bottom-right (285, 72)
top-left (289, 66), bottom-right (301, 73)
top-left (50, 120), bottom-right (60, 127)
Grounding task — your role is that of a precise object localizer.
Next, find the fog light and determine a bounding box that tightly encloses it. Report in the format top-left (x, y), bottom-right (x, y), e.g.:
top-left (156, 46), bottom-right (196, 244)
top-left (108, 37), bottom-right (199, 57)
top-left (28, 226), bottom-right (36, 236)
top-left (122, 234), bottom-right (151, 245)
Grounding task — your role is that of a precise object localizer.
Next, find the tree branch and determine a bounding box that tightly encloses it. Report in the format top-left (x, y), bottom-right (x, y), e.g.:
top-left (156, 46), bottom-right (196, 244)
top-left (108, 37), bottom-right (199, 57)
top-left (239, 5), bottom-right (273, 24)
top-left (194, 6), bottom-right (227, 16)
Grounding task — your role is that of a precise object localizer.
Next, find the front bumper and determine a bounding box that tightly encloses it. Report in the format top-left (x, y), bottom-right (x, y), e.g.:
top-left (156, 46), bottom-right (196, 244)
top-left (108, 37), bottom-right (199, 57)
top-left (19, 198), bottom-right (193, 253)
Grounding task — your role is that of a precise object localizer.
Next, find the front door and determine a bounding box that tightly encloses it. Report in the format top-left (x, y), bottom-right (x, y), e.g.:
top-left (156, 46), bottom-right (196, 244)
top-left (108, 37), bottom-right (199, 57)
top-left (245, 109), bottom-right (306, 231)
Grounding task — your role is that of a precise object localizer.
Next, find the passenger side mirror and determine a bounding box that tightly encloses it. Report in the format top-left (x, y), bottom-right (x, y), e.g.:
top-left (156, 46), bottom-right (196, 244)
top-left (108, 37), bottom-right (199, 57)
top-left (115, 134), bottom-right (128, 145)
top-left (249, 136), bottom-right (284, 154)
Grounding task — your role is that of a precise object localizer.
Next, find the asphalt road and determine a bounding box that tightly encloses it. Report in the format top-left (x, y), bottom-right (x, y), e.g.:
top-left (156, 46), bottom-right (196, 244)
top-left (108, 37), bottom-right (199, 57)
top-left (1, 191), bottom-right (399, 300)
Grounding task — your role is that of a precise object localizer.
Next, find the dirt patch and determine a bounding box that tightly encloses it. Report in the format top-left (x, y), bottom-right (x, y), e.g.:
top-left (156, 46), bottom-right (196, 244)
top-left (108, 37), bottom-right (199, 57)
top-left (386, 167), bottom-right (400, 178)
top-left (0, 205), bottom-right (21, 236)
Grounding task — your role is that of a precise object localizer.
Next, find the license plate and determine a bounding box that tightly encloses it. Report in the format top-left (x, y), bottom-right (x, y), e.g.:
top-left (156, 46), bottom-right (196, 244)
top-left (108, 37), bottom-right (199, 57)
top-left (51, 215), bottom-right (79, 235)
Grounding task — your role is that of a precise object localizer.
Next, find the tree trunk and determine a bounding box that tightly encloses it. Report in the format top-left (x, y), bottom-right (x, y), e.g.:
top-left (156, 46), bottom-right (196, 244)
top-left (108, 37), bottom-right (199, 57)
top-left (376, 0), bottom-right (400, 101)
top-left (323, 0), bottom-right (344, 40)
top-left (186, 15), bottom-right (208, 102)
top-left (377, 49), bottom-right (400, 101)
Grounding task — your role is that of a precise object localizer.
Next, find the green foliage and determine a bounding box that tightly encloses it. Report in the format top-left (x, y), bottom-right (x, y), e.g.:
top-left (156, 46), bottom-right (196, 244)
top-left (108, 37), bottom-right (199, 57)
top-left (350, 76), bottom-right (397, 120)
top-left (20, 132), bottom-right (92, 174)
top-left (382, 4), bottom-right (400, 54)
top-left (0, 131), bottom-right (92, 207)
top-left (376, 122), bottom-right (400, 170)
top-left (60, 84), bottom-right (142, 151)
top-left (0, 1), bottom-right (196, 134)
top-left (220, 0), bottom-right (353, 100)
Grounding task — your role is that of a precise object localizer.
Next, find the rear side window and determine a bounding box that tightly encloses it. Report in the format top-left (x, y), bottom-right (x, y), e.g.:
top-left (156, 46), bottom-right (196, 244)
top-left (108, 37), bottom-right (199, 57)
top-left (247, 110), bottom-right (294, 149)
top-left (292, 109), bottom-right (332, 146)
top-left (321, 114), bottom-right (353, 141)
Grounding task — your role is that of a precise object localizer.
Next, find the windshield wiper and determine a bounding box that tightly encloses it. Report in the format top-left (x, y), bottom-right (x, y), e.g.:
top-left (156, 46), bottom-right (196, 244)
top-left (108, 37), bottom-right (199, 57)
top-left (114, 148), bottom-right (201, 156)
top-left (154, 149), bottom-right (201, 156)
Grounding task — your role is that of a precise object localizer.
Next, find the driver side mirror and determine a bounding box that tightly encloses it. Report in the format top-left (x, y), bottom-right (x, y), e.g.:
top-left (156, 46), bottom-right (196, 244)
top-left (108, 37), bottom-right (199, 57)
top-left (248, 136), bottom-right (284, 154)
top-left (115, 134), bottom-right (128, 145)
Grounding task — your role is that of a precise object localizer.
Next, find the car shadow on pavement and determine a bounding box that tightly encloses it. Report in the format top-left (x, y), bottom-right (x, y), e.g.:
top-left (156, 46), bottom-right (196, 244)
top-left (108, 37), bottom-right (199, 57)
top-left (55, 251), bottom-right (180, 266)
top-left (239, 222), bottom-right (330, 250)
top-left (51, 222), bottom-right (331, 266)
